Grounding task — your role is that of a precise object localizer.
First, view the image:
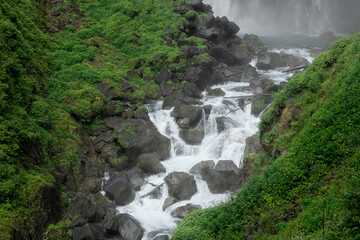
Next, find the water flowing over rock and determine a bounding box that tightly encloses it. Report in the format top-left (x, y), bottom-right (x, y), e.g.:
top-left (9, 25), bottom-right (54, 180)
top-left (164, 172), bottom-right (197, 200)
top-left (179, 128), bottom-right (205, 145)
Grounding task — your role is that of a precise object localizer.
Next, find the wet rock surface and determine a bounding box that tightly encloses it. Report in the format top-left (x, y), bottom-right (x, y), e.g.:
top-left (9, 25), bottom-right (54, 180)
top-left (179, 128), bottom-right (205, 145)
top-left (104, 172), bottom-right (135, 206)
top-left (190, 160), bottom-right (215, 174)
top-left (201, 160), bottom-right (242, 194)
top-left (117, 214), bottom-right (143, 240)
top-left (171, 203), bottom-right (201, 218)
top-left (164, 172), bottom-right (197, 200)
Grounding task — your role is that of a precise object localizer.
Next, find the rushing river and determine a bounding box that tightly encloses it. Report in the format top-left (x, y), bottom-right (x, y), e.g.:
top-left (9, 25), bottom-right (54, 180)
top-left (103, 48), bottom-right (315, 239)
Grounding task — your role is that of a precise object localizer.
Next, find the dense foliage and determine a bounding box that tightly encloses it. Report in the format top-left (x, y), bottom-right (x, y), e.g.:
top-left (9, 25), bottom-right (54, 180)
top-left (173, 33), bottom-right (360, 239)
top-left (0, 0), bottom-right (203, 238)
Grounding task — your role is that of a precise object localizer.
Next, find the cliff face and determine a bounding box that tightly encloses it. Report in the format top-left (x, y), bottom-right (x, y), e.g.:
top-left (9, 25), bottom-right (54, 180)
top-left (173, 33), bottom-right (360, 239)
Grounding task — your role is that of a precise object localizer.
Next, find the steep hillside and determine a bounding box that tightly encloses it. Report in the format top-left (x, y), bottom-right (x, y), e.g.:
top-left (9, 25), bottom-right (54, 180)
top-left (1, 0), bottom-right (256, 239)
top-left (173, 33), bottom-right (360, 239)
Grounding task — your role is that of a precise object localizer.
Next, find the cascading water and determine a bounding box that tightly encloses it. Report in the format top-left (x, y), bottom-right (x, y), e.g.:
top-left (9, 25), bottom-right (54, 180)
top-left (204, 0), bottom-right (360, 35)
top-left (109, 48), bottom-right (314, 239)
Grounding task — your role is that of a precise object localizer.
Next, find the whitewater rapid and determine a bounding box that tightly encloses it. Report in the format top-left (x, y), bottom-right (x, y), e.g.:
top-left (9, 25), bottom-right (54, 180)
top-left (104, 48), bottom-right (314, 239)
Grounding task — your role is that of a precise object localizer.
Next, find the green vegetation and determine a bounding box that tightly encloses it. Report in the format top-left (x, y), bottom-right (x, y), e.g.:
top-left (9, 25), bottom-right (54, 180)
top-left (173, 33), bottom-right (360, 239)
top-left (0, 0), bottom-right (206, 238)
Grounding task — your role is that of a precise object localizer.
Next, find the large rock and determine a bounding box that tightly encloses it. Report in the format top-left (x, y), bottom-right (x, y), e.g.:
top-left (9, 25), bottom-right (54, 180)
top-left (208, 88), bottom-right (225, 96)
top-left (67, 195), bottom-right (107, 223)
top-left (104, 172), bottom-right (135, 206)
top-left (117, 214), bottom-right (143, 240)
top-left (106, 118), bottom-right (171, 162)
top-left (244, 134), bottom-right (260, 157)
top-left (280, 51), bottom-right (309, 69)
top-left (171, 203), bottom-right (201, 218)
top-left (155, 69), bottom-right (172, 84)
top-left (73, 224), bottom-right (104, 240)
top-left (213, 63), bottom-right (258, 83)
top-left (162, 92), bottom-right (202, 110)
top-left (127, 167), bottom-right (146, 190)
top-left (137, 153), bottom-right (166, 174)
top-left (243, 34), bottom-right (266, 55)
top-left (215, 117), bottom-right (238, 133)
top-left (183, 81), bottom-right (203, 99)
top-left (179, 67), bottom-right (214, 91)
top-left (200, 160), bottom-right (242, 193)
top-left (164, 172), bottom-right (197, 200)
top-left (179, 128), bottom-right (205, 145)
top-left (160, 82), bottom-right (174, 97)
top-left (256, 52), bottom-right (287, 70)
top-left (190, 160), bottom-right (215, 174)
top-left (163, 197), bottom-right (178, 211)
top-left (171, 105), bottom-right (203, 127)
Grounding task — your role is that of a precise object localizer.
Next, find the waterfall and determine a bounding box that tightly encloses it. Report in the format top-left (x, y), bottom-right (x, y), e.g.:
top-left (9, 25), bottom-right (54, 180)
top-left (204, 0), bottom-right (360, 35)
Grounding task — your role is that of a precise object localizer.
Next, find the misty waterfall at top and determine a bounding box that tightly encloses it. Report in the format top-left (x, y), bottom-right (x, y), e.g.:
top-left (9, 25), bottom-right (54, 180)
top-left (204, 0), bottom-right (360, 35)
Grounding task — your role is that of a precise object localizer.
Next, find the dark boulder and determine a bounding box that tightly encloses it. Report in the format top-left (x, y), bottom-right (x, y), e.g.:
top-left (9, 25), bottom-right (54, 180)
top-left (73, 224), bottom-right (104, 240)
top-left (171, 203), bottom-right (201, 218)
top-left (256, 52), bottom-right (287, 70)
top-left (137, 153), bottom-right (166, 174)
top-left (183, 81), bottom-right (203, 99)
top-left (280, 51), bottom-right (309, 69)
top-left (155, 69), bottom-right (172, 84)
top-left (171, 105), bottom-right (203, 127)
top-left (162, 92), bottom-right (202, 110)
top-left (160, 82), bottom-right (174, 97)
top-left (117, 214), bottom-right (143, 240)
top-left (215, 117), bottom-right (238, 133)
top-left (67, 195), bottom-right (105, 223)
top-left (163, 197), bottom-right (178, 211)
top-left (209, 88), bottom-right (225, 96)
top-left (164, 172), bottom-right (197, 200)
top-left (104, 172), bottom-right (135, 206)
top-left (180, 67), bottom-right (213, 91)
top-left (100, 143), bottom-right (121, 162)
top-left (190, 160), bottom-right (215, 174)
top-left (201, 160), bottom-right (242, 193)
top-left (243, 34), bottom-right (266, 55)
top-left (127, 167), bottom-right (146, 190)
top-left (107, 119), bottom-right (171, 162)
top-left (179, 128), bottom-right (205, 145)
top-left (177, 118), bottom-right (191, 129)
top-left (244, 134), bottom-right (260, 157)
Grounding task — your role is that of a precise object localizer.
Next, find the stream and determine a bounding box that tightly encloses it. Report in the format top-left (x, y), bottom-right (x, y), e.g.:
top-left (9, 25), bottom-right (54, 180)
top-left (104, 48), bottom-right (315, 239)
